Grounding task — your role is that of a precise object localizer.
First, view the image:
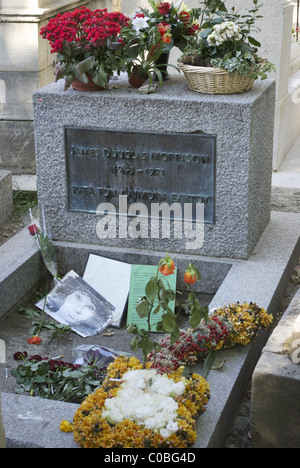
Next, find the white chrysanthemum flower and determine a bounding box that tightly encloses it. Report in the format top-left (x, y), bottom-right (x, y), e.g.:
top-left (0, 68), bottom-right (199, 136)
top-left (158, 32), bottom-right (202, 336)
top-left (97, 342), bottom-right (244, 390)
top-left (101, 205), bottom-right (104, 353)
top-left (102, 369), bottom-right (187, 437)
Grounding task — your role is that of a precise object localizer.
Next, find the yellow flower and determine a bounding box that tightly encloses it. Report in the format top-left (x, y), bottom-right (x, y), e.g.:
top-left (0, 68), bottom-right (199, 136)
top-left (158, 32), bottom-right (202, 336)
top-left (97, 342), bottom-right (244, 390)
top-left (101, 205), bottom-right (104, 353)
top-left (60, 420), bottom-right (73, 433)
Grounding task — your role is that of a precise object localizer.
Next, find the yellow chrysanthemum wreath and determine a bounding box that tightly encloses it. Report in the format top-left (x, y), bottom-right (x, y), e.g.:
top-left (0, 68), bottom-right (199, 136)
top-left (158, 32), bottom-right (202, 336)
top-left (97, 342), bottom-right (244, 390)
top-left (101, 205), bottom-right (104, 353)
top-left (73, 355), bottom-right (210, 448)
top-left (214, 302), bottom-right (273, 348)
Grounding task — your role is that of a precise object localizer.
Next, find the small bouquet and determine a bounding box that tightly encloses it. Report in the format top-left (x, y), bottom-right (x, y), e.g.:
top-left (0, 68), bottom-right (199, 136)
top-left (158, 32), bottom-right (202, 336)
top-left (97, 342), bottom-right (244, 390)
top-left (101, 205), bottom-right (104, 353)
top-left (141, 0), bottom-right (200, 51)
top-left (120, 0), bottom-right (199, 86)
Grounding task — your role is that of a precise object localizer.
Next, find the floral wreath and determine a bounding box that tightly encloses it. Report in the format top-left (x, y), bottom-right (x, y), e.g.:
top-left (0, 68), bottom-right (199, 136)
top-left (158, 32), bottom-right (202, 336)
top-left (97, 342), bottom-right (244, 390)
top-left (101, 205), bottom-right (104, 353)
top-left (72, 355), bottom-right (210, 448)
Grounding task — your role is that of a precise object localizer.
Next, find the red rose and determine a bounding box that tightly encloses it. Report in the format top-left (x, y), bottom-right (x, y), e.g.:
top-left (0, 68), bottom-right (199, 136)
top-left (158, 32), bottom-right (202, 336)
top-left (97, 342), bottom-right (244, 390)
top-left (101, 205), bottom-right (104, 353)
top-left (187, 24), bottom-right (200, 36)
top-left (28, 224), bottom-right (39, 236)
top-left (157, 2), bottom-right (171, 15)
top-left (179, 11), bottom-right (190, 24)
top-left (27, 336), bottom-right (42, 345)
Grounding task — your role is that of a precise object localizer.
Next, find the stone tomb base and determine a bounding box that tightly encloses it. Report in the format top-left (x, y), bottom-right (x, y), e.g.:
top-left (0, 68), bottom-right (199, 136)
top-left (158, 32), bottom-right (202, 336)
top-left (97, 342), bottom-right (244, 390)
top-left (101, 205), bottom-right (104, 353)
top-left (33, 76), bottom-right (275, 260)
top-left (1, 210), bottom-right (300, 448)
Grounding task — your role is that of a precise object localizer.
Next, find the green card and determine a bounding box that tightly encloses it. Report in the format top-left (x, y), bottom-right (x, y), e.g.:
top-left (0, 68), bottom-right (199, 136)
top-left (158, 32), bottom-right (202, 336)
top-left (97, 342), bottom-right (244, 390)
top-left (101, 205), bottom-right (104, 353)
top-left (127, 264), bottom-right (177, 332)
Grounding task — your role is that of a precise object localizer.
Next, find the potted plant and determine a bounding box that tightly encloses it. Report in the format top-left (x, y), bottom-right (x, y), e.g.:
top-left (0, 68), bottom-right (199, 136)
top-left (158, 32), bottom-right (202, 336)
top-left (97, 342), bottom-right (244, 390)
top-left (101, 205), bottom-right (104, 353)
top-left (40, 7), bottom-right (130, 91)
top-left (178, 0), bottom-right (275, 94)
top-left (121, 1), bottom-right (199, 86)
top-left (145, 0), bottom-right (200, 52)
top-left (121, 12), bottom-right (174, 87)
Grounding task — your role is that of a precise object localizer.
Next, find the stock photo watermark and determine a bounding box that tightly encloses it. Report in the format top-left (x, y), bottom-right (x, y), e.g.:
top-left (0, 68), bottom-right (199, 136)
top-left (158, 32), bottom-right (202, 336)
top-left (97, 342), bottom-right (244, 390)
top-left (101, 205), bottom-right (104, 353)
top-left (95, 195), bottom-right (205, 250)
top-left (291, 339), bottom-right (300, 364)
top-left (291, 79), bottom-right (300, 104)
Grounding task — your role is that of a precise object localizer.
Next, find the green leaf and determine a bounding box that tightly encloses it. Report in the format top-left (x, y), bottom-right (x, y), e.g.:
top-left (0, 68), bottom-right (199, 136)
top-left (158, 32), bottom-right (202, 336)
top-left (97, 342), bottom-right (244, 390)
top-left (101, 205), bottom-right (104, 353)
top-left (153, 304), bottom-right (161, 315)
top-left (169, 325), bottom-right (181, 345)
top-left (203, 349), bottom-right (216, 378)
top-left (18, 307), bottom-right (40, 320)
top-left (127, 323), bottom-right (138, 334)
top-left (248, 36), bottom-right (261, 47)
top-left (75, 56), bottom-right (95, 76)
top-left (136, 297), bottom-right (151, 318)
top-left (200, 27), bottom-right (213, 38)
top-left (189, 310), bottom-right (202, 329)
top-left (145, 278), bottom-right (159, 302)
top-left (162, 313), bottom-right (177, 333)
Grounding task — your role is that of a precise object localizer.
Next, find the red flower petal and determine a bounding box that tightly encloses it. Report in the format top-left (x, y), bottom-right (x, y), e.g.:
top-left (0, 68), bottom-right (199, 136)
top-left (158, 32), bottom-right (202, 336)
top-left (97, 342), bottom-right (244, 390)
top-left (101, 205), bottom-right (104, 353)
top-left (27, 336), bottom-right (42, 345)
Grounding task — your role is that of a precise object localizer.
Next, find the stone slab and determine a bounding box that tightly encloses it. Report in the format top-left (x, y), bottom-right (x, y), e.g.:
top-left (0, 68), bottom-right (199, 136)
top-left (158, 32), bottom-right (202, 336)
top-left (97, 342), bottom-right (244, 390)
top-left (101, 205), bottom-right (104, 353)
top-left (12, 174), bottom-right (37, 192)
top-left (0, 121), bottom-right (36, 174)
top-left (33, 76), bottom-right (275, 260)
top-left (251, 287), bottom-right (300, 448)
top-left (0, 169), bottom-right (12, 229)
top-left (1, 392), bottom-right (78, 448)
top-left (0, 228), bottom-right (47, 319)
top-left (54, 241), bottom-right (233, 295)
top-left (251, 352), bottom-right (300, 448)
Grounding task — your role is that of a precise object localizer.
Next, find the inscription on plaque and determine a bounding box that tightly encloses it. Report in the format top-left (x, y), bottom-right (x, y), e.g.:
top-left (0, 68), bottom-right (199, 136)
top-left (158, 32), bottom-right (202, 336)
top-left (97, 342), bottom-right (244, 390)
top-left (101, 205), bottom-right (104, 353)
top-left (65, 127), bottom-right (216, 223)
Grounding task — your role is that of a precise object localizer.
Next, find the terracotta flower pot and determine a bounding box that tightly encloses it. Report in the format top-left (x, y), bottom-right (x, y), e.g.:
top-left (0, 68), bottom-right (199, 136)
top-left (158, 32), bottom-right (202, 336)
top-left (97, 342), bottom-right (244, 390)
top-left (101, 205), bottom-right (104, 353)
top-left (128, 67), bottom-right (148, 88)
top-left (71, 75), bottom-right (106, 92)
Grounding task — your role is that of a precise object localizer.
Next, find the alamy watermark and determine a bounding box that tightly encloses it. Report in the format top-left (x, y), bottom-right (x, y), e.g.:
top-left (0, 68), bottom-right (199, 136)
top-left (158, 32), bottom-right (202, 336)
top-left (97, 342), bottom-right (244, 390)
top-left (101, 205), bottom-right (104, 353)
top-left (95, 195), bottom-right (205, 250)
top-left (291, 339), bottom-right (300, 364)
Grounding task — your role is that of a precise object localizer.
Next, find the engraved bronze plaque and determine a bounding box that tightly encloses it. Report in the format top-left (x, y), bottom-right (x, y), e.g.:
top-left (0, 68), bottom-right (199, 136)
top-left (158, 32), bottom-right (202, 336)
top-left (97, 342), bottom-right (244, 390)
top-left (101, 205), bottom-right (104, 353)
top-left (65, 127), bottom-right (216, 223)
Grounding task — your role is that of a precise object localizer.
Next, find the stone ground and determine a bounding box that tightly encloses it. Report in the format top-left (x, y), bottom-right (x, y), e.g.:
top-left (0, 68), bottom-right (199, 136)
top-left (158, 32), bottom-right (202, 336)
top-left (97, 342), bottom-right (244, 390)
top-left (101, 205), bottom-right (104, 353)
top-left (0, 185), bottom-right (299, 448)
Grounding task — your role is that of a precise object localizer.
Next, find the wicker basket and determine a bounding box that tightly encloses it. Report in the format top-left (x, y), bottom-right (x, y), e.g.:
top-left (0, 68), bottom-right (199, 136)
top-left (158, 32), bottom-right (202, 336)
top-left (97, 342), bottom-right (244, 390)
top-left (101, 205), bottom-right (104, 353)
top-left (178, 62), bottom-right (255, 95)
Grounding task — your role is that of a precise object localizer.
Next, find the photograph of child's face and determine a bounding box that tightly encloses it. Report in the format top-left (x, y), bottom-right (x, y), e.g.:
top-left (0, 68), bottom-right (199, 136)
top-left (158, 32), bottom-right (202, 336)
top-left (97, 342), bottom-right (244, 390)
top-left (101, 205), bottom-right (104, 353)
top-left (59, 290), bottom-right (97, 323)
top-left (37, 272), bottom-right (114, 337)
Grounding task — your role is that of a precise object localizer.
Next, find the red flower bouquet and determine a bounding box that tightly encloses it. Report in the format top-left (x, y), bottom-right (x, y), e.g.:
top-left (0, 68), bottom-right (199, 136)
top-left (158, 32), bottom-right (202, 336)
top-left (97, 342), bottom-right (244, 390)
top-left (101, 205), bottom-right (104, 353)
top-left (40, 7), bottom-right (130, 90)
top-left (145, 0), bottom-right (200, 51)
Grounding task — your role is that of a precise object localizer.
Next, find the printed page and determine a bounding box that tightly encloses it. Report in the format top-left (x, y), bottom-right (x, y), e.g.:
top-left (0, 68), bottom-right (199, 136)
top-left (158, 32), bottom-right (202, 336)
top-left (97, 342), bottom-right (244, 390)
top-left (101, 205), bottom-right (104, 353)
top-left (127, 264), bottom-right (177, 332)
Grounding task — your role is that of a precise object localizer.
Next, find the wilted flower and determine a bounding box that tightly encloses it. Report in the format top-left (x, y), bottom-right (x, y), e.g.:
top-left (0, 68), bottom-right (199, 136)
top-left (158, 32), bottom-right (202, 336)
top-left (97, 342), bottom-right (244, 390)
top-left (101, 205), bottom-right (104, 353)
top-left (13, 352), bottom-right (28, 361)
top-left (158, 253), bottom-right (176, 276)
top-left (27, 335), bottom-right (42, 345)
